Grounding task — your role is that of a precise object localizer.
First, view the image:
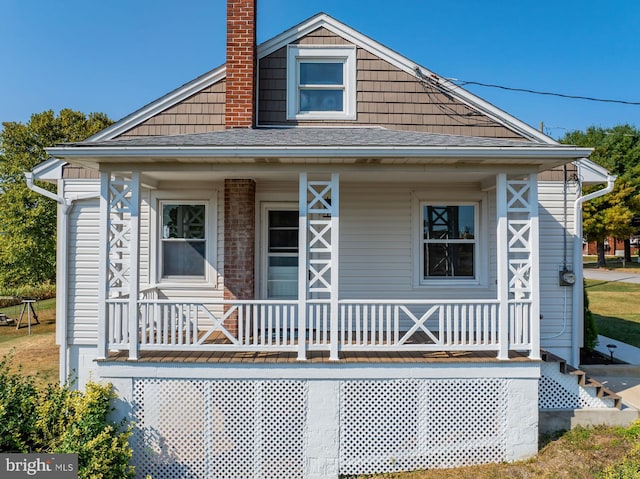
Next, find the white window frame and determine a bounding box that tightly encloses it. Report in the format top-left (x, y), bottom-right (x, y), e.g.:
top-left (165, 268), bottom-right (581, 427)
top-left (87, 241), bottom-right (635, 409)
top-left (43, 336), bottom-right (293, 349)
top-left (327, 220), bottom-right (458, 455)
top-left (286, 45), bottom-right (357, 120)
top-left (412, 190), bottom-right (488, 288)
top-left (150, 190), bottom-right (217, 286)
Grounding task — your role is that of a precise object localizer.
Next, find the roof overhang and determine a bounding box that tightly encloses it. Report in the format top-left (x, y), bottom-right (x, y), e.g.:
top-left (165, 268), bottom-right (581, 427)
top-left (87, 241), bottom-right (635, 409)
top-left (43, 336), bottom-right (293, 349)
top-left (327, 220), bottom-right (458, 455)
top-left (29, 157), bottom-right (65, 182)
top-left (46, 144), bottom-right (592, 172)
top-left (577, 158), bottom-right (612, 185)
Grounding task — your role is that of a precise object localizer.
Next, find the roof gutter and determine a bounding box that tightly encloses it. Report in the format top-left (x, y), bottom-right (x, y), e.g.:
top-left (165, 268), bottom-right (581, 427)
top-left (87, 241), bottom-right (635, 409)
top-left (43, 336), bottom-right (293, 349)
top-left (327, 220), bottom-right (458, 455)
top-left (571, 171), bottom-right (616, 366)
top-left (25, 171), bottom-right (99, 385)
top-left (46, 145), bottom-right (593, 160)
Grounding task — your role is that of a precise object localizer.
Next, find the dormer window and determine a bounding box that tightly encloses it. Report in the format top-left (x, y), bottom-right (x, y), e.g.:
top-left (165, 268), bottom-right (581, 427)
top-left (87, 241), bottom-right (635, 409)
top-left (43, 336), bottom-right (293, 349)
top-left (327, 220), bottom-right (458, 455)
top-left (287, 45), bottom-right (356, 120)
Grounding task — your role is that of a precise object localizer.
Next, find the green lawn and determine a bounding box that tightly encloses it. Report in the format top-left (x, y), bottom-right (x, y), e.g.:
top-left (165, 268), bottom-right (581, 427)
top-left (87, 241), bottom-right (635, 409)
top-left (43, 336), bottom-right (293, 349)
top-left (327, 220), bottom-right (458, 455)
top-left (583, 255), bottom-right (640, 270)
top-left (585, 279), bottom-right (640, 348)
top-left (0, 298), bottom-right (57, 386)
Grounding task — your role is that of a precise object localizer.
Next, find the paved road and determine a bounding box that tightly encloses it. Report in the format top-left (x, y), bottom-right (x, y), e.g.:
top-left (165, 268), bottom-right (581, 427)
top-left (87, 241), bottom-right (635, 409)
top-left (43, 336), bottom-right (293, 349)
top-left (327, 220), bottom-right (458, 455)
top-left (583, 268), bottom-right (640, 284)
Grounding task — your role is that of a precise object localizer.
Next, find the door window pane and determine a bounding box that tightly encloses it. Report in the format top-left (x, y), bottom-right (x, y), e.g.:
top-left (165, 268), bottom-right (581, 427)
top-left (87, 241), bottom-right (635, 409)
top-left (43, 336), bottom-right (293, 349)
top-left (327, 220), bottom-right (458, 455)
top-left (267, 256), bottom-right (298, 299)
top-left (267, 210), bottom-right (298, 299)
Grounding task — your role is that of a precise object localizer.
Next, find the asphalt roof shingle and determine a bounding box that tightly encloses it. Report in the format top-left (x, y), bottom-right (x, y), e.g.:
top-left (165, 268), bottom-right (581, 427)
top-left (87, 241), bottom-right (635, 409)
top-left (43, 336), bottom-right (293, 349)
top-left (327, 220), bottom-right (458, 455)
top-left (75, 127), bottom-right (550, 149)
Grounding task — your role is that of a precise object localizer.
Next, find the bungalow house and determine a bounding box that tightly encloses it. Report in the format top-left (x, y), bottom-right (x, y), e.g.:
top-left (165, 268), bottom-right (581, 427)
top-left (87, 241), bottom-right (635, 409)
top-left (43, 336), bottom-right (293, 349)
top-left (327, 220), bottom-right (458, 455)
top-left (29, 1), bottom-right (632, 478)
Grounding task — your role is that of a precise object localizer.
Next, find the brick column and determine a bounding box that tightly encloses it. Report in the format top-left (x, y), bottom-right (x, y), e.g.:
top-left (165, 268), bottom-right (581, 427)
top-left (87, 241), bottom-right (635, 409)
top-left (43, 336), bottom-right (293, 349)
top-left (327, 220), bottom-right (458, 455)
top-left (224, 179), bottom-right (256, 334)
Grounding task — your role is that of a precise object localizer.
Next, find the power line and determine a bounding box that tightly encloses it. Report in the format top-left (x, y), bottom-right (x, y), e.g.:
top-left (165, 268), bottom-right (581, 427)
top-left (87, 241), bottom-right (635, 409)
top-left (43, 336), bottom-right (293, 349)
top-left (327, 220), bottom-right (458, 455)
top-left (450, 79), bottom-right (640, 106)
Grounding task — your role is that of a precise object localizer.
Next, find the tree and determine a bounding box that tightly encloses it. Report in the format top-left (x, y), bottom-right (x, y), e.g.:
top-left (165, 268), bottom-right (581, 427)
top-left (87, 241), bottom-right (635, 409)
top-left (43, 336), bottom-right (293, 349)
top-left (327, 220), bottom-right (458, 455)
top-left (0, 109), bottom-right (112, 288)
top-left (561, 125), bottom-right (640, 267)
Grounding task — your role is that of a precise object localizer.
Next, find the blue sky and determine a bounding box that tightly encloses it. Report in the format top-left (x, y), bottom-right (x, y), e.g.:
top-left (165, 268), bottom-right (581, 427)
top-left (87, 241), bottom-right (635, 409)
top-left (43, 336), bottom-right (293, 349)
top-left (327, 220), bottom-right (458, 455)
top-left (1, 0), bottom-right (638, 139)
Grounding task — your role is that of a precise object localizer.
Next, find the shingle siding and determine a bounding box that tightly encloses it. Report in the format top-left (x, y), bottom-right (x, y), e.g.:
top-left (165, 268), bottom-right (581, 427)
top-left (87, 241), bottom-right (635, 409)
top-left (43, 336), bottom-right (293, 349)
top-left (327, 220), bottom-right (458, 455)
top-left (113, 26), bottom-right (528, 141)
top-left (117, 81), bottom-right (227, 138)
top-left (258, 29), bottom-right (525, 139)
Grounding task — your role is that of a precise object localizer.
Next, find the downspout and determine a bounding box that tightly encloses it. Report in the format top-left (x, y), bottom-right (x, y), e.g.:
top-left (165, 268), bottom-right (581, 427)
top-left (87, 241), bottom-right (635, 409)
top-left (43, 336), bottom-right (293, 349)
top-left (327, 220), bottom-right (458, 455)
top-left (25, 171), bottom-right (98, 385)
top-left (571, 171), bottom-right (616, 366)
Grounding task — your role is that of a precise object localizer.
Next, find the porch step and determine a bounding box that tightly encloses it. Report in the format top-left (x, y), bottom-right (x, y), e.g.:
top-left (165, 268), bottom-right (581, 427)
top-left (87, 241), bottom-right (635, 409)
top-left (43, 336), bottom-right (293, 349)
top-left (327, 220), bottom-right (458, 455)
top-left (541, 350), bottom-right (622, 410)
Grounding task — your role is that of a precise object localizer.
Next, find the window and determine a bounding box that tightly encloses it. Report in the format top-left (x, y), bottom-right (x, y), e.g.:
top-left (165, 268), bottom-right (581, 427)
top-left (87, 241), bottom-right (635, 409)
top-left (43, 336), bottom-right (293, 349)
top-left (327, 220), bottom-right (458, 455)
top-left (161, 203), bottom-right (206, 278)
top-left (287, 45), bottom-right (356, 120)
top-left (422, 204), bottom-right (477, 280)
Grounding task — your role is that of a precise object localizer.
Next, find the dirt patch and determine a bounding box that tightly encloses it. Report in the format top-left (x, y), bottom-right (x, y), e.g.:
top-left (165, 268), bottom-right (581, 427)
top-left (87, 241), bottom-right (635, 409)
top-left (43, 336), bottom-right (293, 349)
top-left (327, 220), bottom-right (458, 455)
top-left (0, 318), bottom-right (59, 386)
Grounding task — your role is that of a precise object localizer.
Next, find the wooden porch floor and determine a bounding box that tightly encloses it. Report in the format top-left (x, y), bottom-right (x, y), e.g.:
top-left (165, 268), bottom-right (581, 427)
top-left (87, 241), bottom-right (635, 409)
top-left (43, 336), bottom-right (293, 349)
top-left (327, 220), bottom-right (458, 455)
top-left (100, 349), bottom-right (533, 364)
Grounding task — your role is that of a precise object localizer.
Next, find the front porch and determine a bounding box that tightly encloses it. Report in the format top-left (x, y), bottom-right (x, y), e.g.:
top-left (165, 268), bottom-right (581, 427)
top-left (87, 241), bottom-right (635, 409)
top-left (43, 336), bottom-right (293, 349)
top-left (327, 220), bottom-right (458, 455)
top-left (97, 169), bottom-right (541, 362)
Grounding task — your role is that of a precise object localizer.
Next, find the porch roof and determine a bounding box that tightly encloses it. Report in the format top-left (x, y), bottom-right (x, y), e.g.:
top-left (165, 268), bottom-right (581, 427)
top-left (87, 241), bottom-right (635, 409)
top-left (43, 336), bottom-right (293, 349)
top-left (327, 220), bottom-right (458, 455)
top-left (75, 127), bottom-right (543, 148)
top-left (47, 127), bottom-right (592, 172)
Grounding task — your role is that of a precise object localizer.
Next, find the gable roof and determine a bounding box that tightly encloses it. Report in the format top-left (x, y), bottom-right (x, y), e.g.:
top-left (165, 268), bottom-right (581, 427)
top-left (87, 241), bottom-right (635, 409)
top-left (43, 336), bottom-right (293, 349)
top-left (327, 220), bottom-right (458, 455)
top-left (85, 13), bottom-right (556, 145)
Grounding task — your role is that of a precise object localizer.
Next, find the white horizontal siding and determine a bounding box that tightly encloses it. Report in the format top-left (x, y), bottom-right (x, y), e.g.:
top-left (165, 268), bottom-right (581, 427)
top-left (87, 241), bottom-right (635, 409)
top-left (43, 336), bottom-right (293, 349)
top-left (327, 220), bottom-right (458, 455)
top-left (65, 180), bottom-right (100, 345)
top-left (139, 189), bottom-right (151, 287)
top-left (340, 182), bottom-right (496, 300)
top-left (538, 180), bottom-right (578, 351)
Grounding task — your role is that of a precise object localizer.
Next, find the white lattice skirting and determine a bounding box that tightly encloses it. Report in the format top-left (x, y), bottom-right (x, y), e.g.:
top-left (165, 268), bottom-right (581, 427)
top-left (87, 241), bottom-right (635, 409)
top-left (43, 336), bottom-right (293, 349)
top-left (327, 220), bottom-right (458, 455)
top-left (538, 361), bottom-right (617, 409)
top-left (130, 377), bottom-right (532, 479)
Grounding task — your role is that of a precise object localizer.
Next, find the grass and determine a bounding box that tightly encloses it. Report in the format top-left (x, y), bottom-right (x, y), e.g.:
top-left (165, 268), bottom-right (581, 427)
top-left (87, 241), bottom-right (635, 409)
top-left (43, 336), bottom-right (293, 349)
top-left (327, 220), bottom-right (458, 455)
top-left (351, 423), bottom-right (640, 478)
top-left (585, 279), bottom-right (640, 348)
top-left (0, 298), bottom-right (58, 386)
top-left (584, 255), bottom-right (640, 271)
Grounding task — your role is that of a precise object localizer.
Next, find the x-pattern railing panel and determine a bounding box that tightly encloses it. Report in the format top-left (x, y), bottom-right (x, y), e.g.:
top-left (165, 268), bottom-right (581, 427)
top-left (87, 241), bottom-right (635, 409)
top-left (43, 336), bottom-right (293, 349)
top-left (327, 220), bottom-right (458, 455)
top-left (398, 305), bottom-right (442, 345)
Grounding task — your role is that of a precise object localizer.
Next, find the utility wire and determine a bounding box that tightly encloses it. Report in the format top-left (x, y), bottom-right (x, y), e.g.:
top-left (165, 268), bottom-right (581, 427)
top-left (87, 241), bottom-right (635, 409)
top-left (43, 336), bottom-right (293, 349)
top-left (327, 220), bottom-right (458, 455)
top-left (451, 79), bottom-right (640, 106)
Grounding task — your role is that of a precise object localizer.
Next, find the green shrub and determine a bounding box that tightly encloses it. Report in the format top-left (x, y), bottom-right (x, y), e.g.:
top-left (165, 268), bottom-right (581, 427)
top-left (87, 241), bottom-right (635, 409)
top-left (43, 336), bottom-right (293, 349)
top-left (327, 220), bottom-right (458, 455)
top-left (0, 354), bottom-right (38, 452)
top-left (0, 282), bottom-right (56, 308)
top-left (584, 280), bottom-right (598, 352)
top-left (0, 354), bottom-right (134, 479)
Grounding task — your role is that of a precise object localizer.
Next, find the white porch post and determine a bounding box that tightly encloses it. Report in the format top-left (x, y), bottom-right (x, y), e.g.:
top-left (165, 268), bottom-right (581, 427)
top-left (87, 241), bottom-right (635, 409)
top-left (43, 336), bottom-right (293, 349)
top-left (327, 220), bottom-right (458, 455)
top-left (97, 171), bottom-right (110, 360)
top-left (298, 173), bottom-right (308, 361)
top-left (299, 173), bottom-right (339, 360)
top-left (128, 172), bottom-right (141, 361)
top-left (496, 173), bottom-right (509, 360)
top-left (528, 174), bottom-right (541, 360)
top-left (329, 173), bottom-right (340, 361)
top-left (99, 172), bottom-right (140, 361)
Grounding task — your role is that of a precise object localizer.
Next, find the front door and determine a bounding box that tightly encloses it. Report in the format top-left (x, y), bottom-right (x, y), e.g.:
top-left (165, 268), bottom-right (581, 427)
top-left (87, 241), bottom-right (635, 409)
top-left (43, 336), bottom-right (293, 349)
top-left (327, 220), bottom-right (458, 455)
top-left (263, 206), bottom-right (299, 299)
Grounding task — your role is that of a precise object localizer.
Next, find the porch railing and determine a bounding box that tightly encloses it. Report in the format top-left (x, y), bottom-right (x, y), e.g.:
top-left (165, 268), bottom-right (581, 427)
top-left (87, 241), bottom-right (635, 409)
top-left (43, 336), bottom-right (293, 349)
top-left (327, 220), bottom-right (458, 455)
top-left (104, 298), bottom-right (536, 360)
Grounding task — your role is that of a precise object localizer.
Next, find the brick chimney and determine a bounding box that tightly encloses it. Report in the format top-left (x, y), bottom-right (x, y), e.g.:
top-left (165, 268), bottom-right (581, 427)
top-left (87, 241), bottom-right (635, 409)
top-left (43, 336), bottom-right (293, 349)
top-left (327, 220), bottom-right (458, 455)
top-left (225, 0), bottom-right (257, 128)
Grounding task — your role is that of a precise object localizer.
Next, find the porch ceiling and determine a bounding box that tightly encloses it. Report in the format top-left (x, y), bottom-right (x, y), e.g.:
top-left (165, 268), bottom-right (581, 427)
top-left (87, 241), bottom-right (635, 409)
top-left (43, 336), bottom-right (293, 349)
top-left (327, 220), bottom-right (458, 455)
top-left (124, 163), bottom-right (533, 185)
